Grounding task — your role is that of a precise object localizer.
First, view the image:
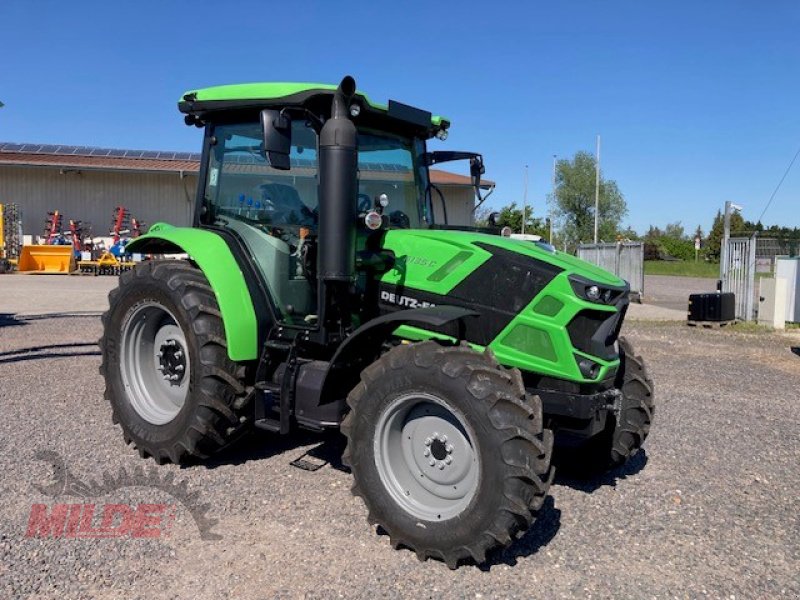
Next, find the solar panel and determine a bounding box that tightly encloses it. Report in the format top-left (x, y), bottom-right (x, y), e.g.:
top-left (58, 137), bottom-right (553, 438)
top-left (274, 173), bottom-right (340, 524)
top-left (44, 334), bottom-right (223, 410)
top-left (0, 141), bottom-right (202, 162)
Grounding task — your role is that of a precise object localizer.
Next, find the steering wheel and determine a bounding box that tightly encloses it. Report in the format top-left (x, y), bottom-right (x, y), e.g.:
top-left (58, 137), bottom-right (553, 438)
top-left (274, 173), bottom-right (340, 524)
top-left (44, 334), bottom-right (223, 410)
top-left (358, 193), bottom-right (372, 214)
top-left (389, 210), bottom-right (411, 229)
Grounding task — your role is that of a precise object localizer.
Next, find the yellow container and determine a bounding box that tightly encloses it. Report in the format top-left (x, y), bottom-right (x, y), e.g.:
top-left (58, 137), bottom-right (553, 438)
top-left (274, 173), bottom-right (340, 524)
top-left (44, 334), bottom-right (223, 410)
top-left (17, 245), bottom-right (76, 274)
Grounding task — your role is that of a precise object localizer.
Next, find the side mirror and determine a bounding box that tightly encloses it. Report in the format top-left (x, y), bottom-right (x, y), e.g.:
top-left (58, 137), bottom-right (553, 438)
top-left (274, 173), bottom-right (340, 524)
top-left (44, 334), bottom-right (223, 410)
top-left (260, 109), bottom-right (292, 170)
top-left (469, 156), bottom-right (485, 190)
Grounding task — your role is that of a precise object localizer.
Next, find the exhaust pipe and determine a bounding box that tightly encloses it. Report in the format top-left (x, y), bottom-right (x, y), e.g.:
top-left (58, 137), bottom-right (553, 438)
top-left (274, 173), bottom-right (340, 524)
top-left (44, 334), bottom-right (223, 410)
top-left (318, 76), bottom-right (358, 332)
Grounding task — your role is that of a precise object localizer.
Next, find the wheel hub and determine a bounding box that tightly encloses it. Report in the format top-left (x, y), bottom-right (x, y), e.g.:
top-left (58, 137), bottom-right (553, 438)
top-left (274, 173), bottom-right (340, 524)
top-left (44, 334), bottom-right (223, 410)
top-left (120, 302), bottom-right (191, 425)
top-left (375, 393), bottom-right (480, 521)
top-left (157, 338), bottom-right (187, 384)
top-left (424, 433), bottom-right (454, 468)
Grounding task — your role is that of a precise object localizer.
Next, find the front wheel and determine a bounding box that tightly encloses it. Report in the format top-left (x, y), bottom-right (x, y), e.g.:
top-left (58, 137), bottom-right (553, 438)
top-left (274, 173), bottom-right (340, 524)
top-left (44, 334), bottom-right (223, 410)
top-left (573, 336), bottom-right (655, 472)
top-left (341, 341), bottom-right (554, 568)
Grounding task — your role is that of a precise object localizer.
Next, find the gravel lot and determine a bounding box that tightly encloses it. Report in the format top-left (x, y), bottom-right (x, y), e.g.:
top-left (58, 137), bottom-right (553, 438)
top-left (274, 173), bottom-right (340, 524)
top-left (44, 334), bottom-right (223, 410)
top-left (1, 275), bottom-right (798, 599)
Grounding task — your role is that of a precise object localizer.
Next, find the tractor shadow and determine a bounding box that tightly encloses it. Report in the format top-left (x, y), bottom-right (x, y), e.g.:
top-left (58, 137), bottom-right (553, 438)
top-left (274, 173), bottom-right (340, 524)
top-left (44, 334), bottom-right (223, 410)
top-left (552, 449), bottom-right (649, 493)
top-left (194, 428), bottom-right (348, 472)
top-left (480, 495), bottom-right (562, 569)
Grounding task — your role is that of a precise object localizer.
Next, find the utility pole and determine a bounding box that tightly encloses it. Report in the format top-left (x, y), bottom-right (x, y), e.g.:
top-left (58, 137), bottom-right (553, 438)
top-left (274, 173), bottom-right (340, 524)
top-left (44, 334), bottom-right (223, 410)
top-left (521, 164), bottom-right (529, 234)
top-left (550, 154), bottom-right (556, 243)
top-left (594, 134), bottom-right (601, 244)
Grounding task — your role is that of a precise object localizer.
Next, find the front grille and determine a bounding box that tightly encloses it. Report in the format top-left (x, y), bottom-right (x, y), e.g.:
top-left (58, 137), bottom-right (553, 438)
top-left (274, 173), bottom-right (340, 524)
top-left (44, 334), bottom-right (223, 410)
top-left (567, 302), bottom-right (627, 361)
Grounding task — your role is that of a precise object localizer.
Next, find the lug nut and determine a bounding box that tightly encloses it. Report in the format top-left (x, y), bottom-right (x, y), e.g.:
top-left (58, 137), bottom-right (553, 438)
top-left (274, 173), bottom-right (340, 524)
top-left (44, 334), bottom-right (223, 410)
top-left (174, 350), bottom-right (183, 359)
top-left (175, 364), bottom-right (184, 372)
top-left (441, 434), bottom-right (447, 443)
top-left (445, 456), bottom-right (452, 465)
top-left (446, 444), bottom-right (454, 454)
top-left (424, 437), bottom-right (432, 446)
top-left (423, 449), bottom-right (430, 457)
top-left (438, 463), bottom-right (445, 470)
top-left (428, 459), bottom-right (435, 467)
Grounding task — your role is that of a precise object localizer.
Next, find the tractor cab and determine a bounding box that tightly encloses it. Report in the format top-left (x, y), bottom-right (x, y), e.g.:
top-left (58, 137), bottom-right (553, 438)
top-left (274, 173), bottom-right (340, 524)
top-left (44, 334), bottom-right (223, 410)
top-left (181, 77), bottom-right (486, 331)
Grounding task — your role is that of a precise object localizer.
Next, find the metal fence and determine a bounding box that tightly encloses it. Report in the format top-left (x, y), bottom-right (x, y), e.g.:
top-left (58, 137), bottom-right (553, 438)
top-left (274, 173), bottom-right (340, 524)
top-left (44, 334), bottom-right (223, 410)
top-left (577, 242), bottom-right (645, 301)
top-left (721, 236), bottom-right (756, 321)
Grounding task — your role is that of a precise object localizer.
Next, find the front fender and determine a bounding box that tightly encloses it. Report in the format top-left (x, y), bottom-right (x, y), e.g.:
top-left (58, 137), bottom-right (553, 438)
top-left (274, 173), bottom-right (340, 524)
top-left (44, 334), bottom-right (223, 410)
top-left (320, 306), bottom-right (479, 402)
top-left (127, 222), bottom-right (258, 361)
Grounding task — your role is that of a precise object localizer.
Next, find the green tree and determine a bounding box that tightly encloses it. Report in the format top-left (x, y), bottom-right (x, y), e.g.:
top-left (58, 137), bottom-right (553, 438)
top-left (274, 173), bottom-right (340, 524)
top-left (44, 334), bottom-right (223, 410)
top-left (554, 151), bottom-right (627, 250)
top-left (494, 202), bottom-right (548, 236)
top-left (664, 222), bottom-right (685, 239)
top-left (706, 209), bottom-right (745, 261)
top-left (618, 225), bottom-right (640, 240)
top-left (644, 225), bottom-right (663, 240)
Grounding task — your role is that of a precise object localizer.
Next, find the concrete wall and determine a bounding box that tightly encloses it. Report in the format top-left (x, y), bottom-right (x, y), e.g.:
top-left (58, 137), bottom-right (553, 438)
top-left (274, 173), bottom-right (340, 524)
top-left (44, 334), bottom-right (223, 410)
top-left (432, 186), bottom-right (476, 226)
top-left (0, 165), bottom-right (197, 237)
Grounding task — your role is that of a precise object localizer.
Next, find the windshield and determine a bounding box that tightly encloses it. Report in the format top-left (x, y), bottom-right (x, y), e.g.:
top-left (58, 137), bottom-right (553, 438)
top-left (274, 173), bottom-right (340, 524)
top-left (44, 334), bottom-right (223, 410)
top-left (357, 130), bottom-right (430, 228)
top-left (200, 122), bottom-right (430, 230)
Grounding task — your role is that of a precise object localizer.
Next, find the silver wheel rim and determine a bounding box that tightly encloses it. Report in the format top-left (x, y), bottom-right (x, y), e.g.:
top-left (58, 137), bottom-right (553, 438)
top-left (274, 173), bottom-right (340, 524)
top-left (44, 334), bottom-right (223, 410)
top-left (120, 301), bottom-right (190, 425)
top-left (374, 392), bottom-right (480, 521)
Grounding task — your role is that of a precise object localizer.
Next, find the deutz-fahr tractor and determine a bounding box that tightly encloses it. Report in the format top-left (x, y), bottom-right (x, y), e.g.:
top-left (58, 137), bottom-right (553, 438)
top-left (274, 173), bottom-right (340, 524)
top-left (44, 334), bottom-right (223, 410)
top-left (100, 76), bottom-right (654, 568)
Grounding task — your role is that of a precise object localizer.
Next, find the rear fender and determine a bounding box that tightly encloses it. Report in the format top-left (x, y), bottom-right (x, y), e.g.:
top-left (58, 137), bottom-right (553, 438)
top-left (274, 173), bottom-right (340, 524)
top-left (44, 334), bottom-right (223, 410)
top-left (127, 222), bottom-right (258, 361)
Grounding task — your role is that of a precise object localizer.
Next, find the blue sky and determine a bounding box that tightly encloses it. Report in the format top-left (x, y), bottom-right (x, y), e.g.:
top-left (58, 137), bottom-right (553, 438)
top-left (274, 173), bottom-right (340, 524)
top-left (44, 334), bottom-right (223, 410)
top-left (2, 0), bottom-right (799, 234)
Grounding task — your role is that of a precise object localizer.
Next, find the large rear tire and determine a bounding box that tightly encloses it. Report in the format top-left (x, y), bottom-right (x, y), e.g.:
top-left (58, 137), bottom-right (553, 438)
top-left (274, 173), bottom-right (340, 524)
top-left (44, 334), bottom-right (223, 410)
top-left (341, 341), bottom-right (554, 568)
top-left (100, 260), bottom-right (249, 464)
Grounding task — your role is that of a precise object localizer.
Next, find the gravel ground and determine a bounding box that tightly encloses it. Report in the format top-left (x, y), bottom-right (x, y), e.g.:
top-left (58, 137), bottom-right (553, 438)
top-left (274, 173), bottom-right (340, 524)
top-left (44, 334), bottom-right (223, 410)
top-left (1, 276), bottom-right (799, 598)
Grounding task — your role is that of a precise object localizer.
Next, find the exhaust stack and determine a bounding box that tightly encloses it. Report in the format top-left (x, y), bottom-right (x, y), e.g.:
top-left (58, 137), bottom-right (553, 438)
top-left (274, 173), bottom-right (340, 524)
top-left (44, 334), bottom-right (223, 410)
top-left (318, 76), bottom-right (358, 333)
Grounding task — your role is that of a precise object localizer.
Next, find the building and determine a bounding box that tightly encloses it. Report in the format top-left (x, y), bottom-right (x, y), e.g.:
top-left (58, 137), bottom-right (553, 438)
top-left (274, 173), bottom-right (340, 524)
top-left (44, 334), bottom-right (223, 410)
top-left (0, 142), bottom-right (490, 238)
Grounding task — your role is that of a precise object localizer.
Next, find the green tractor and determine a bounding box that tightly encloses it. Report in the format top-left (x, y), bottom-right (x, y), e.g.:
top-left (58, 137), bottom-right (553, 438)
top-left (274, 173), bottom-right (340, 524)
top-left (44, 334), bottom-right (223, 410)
top-left (100, 76), bottom-right (653, 567)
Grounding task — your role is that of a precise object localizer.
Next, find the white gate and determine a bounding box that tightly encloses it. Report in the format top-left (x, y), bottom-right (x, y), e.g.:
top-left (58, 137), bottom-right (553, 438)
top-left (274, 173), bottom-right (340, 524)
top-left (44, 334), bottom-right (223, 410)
top-left (577, 242), bottom-right (644, 301)
top-left (721, 236), bottom-right (756, 321)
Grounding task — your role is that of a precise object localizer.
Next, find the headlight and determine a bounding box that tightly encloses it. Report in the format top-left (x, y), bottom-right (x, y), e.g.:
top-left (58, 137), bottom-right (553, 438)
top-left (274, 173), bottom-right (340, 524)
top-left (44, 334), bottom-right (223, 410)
top-left (568, 275), bottom-right (629, 305)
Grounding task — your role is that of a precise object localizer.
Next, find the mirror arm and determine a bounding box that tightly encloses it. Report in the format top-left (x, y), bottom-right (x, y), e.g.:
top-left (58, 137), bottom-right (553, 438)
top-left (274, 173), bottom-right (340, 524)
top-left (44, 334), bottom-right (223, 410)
top-left (472, 183), bottom-right (495, 213)
top-left (421, 151), bottom-right (482, 167)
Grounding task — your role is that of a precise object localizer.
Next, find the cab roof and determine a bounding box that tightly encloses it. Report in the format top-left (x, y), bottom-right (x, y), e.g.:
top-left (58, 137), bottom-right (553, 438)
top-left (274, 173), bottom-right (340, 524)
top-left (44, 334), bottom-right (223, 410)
top-left (179, 82), bottom-right (450, 138)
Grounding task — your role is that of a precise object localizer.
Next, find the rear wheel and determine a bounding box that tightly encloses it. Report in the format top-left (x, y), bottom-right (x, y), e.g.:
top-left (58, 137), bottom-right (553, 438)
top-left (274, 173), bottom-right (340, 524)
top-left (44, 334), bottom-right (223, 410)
top-left (342, 341), bottom-right (554, 568)
top-left (100, 260), bottom-right (249, 464)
